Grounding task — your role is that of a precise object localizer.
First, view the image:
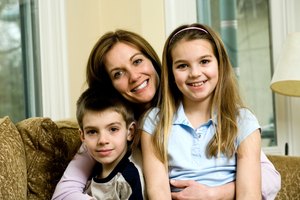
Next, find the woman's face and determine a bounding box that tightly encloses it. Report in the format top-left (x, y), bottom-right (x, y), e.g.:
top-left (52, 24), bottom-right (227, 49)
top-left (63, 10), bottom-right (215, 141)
top-left (104, 42), bottom-right (159, 104)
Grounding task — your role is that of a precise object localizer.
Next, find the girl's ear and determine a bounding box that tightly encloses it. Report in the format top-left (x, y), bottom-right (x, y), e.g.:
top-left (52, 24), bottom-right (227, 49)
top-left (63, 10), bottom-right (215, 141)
top-left (79, 129), bottom-right (85, 142)
top-left (127, 121), bottom-right (136, 141)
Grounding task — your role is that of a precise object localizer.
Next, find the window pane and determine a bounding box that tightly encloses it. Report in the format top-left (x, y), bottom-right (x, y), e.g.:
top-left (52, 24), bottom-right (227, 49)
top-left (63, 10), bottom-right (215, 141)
top-left (197, 0), bottom-right (277, 147)
top-left (0, 0), bottom-right (42, 122)
top-left (0, 0), bottom-right (25, 122)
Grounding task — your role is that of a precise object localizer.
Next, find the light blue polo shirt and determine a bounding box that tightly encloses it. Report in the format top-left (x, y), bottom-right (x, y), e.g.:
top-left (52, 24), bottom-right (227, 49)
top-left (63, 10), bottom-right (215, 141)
top-left (142, 103), bottom-right (260, 187)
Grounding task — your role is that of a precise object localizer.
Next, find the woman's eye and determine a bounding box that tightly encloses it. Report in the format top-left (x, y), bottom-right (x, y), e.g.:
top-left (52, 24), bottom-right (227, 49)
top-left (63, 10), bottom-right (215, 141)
top-left (113, 71), bottom-right (123, 79)
top-left (133, 58), bottom-right (142, 65)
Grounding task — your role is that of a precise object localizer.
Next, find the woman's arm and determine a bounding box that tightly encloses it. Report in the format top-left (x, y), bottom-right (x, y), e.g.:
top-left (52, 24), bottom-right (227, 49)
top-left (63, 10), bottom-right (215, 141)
top-left (236, 129), bottom-right (262, 200)
top-left (141, 131), bottom-right (171, 200)
top-left (51, 144), bottom-right (96, 200)
top-left (261, 151), bottom-right (281, 200)
top-left (171, 180), bottom-right (235, 200)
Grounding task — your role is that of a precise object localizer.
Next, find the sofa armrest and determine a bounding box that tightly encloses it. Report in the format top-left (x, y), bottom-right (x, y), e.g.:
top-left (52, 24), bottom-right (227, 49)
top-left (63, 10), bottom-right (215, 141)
top-left (0, 116), bottom-right (27, 200)
top-left (267, 154), bottom-right (300, 200)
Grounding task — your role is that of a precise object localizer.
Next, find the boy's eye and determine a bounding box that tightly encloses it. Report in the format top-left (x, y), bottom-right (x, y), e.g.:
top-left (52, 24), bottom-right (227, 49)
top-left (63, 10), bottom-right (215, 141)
top-left (86, 129), bottom-right (97, 135)
top-left (110, 127), bottom-right (119, 133)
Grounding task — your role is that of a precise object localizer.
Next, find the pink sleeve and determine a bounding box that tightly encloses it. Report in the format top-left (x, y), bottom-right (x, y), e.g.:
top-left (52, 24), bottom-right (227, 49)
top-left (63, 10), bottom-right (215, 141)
top-left (261, 151), bottom-right (281, 200)
top-left (52, 144), bottom-right (96, 200)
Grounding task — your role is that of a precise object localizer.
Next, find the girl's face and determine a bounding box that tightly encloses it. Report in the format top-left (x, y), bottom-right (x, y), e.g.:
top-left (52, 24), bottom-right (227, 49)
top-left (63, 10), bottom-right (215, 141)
top-left (171, 39), bottom-right (218, 103)
top-left (104, 42), bottom-right (159, 104)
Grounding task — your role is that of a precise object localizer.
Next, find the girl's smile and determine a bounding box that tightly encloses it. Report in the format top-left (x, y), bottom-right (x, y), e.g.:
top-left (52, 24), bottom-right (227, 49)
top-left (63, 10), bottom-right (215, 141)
top-left (172, 39), bottom-right (218, 103)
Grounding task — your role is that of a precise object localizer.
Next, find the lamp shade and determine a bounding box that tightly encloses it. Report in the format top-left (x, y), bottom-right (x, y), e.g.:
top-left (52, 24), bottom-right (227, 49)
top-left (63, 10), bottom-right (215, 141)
top-left (270, 32), bottom-right (300, 97)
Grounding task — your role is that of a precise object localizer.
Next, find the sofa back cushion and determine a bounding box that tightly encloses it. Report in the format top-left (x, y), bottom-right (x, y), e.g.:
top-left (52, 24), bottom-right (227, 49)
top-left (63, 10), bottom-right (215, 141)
top-left (0, 116), bottom-right (27, 200)
top-left (16, 117), bottom-right (81, 200)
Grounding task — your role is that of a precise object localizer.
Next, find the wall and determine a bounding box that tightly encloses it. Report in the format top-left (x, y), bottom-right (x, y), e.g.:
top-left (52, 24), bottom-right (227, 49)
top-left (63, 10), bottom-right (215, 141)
top-left (64, 0), bottom-right (165, 118)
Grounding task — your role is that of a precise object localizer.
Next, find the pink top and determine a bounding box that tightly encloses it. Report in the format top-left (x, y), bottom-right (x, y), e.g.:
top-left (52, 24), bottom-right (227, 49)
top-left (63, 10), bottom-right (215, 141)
top-left (52, 144), bottom-right (281, 200)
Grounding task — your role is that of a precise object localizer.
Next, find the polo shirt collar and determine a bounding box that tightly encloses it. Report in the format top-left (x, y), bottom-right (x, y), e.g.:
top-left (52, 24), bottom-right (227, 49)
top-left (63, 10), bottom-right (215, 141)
top-left (173, 102), bottom-right (218, 127)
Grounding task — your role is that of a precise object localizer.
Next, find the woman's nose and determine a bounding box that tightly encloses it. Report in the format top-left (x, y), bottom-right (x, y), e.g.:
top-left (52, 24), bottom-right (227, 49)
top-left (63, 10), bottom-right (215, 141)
top-left (128, 69), bottom-right (141, 83)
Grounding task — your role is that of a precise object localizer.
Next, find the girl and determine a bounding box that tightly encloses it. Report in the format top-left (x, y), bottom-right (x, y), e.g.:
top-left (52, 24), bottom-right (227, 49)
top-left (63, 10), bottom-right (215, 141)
top-left (52, 29), bottom-right (279, 200)
top-left (142, 23), bottom-right (262, 199)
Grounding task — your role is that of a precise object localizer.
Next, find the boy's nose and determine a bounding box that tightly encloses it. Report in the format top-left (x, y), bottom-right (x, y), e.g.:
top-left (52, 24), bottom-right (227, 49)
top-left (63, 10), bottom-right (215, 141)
top-left (97, 134), bottom-right (108, 144)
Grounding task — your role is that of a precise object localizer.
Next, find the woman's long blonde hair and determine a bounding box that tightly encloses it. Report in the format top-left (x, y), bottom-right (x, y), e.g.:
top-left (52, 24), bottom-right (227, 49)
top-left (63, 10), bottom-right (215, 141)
top-left (153, 23), bottom-right (244, 165)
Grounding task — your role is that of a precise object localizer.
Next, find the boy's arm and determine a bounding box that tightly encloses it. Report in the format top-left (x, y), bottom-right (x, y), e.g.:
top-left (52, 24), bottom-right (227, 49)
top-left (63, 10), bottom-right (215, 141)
top-left (236, 129), bottom-right (262, 200)
top-left (52, 144), bottom-right (96, 200)
top-left (141, 131), bottom-right (171, 200)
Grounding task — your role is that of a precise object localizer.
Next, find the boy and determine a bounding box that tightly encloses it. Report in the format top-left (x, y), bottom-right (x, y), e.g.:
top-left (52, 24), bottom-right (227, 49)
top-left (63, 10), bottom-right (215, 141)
top-left (76, 88), bottom-right (144, 199)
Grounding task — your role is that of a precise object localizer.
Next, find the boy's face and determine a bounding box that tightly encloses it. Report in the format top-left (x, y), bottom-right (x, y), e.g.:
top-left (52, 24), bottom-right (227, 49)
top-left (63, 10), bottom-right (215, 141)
top-left (80, 109), bottom-right (135, 175)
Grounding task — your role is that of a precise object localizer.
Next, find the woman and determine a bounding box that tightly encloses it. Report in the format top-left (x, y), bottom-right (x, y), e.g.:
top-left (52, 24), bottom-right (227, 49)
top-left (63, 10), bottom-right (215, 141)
top-left (52, 29), bottom-right (280, 200)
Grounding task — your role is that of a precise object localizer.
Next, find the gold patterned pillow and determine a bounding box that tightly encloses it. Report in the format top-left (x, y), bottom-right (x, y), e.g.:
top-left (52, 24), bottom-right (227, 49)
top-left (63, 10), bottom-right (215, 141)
top-left (16, 117), bottom-right (81, 200)
top-left (0, 116), bottom-right (27, 200)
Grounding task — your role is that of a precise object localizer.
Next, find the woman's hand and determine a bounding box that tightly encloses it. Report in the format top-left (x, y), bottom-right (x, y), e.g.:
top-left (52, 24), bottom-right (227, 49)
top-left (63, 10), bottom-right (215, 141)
top-left (170, 179), bottom-right (235, 200)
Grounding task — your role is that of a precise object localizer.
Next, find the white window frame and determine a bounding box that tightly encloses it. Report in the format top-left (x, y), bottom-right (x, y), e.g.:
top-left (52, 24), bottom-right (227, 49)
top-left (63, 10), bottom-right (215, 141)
top-left (38, 0), bottom-right (70, 120)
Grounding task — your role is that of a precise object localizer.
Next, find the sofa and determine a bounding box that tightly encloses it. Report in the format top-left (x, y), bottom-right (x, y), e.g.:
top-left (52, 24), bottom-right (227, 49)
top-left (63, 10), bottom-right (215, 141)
top-left (0, 116), bottom-right (81, 200)
top-left (1, 116), bottom-right (300, 200)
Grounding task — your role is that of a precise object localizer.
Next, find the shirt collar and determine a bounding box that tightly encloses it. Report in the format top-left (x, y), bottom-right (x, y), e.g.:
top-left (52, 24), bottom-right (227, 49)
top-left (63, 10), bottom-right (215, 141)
top-left (173, 102), bottom-right (218, 127)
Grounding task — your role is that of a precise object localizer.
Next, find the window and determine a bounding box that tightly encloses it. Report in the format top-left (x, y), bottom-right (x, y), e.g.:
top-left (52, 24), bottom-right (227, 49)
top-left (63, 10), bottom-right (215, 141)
top-left (0, 0), bottom-right (69, 122)
top-left (0, 0), bottom-right (42, 122)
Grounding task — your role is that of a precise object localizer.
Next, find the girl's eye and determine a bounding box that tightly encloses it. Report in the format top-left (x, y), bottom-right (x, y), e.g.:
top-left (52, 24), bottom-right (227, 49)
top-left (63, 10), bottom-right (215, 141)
top-left (200, 59), bottom-right (210, 65)
top-left (133, 58), bottom-right (142, 65)
top-left (112, 70), bottom-right (124, 79)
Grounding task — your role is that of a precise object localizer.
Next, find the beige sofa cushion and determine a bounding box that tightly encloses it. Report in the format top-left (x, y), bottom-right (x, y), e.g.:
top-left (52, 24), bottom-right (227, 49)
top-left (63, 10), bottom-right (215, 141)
top-left (0, 116), bottom-right (27, 200)
top-left (16, 117), bottom-right (81, 200)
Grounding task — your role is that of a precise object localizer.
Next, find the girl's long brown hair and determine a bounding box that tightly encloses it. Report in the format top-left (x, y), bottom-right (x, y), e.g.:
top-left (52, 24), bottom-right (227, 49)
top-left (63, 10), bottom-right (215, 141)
top-left (153, 23), bottom-right (244, 165)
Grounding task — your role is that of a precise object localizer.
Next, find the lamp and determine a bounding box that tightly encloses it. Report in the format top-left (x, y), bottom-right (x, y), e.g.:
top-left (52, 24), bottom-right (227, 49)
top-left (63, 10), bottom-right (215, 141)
top-left (270, 32), bottom-right (300, 97)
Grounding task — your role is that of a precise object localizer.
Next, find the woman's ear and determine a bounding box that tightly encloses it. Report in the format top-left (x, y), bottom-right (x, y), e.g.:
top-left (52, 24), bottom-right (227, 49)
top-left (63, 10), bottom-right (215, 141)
top-left (127, 121), bottom-right (136, 141)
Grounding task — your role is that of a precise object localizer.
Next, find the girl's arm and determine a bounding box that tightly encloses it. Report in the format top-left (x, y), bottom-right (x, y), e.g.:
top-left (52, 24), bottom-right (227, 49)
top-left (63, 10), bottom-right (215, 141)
top-left (51, 144), bottom-right (96, 200)
top-left (141, 131), bottom-right (171, 200)
top-left (236, 129), bottom-right (262, 200)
